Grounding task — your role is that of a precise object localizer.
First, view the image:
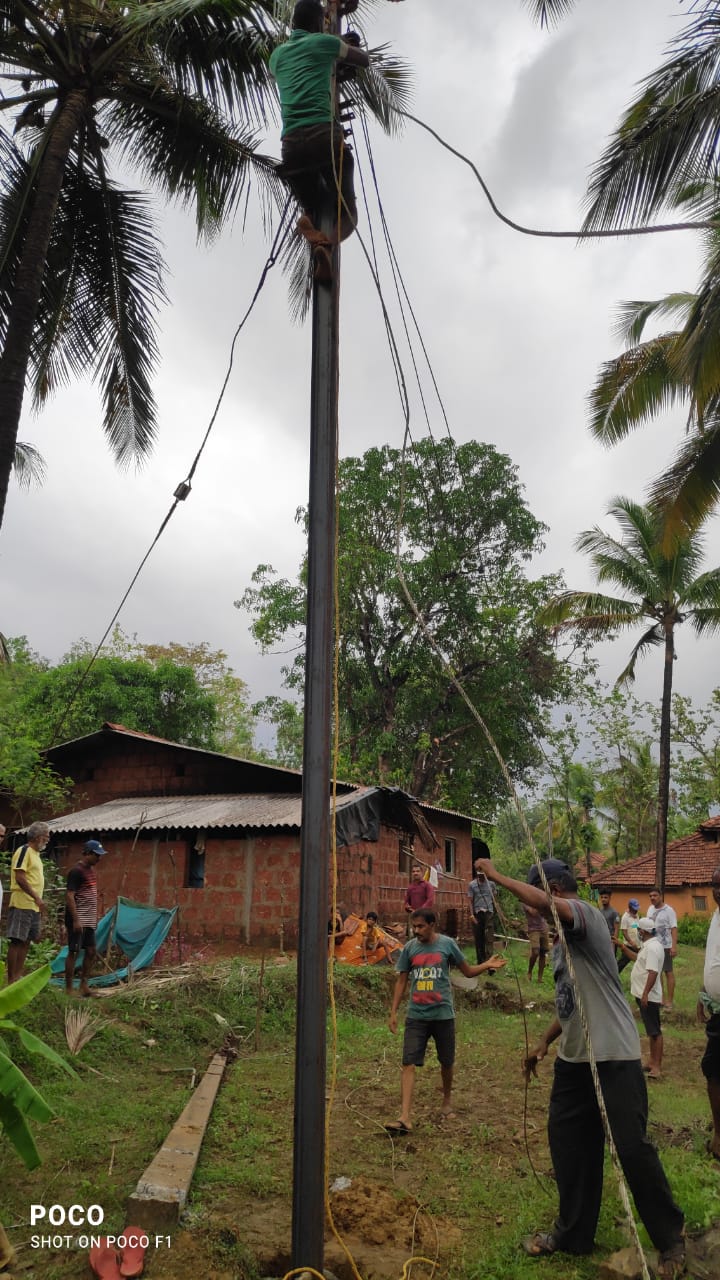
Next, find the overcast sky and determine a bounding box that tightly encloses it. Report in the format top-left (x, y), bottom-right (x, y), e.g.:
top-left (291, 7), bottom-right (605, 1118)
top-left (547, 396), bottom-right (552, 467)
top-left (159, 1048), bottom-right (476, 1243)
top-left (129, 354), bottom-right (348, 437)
top-left (2, 0), bottom-right (718, 730)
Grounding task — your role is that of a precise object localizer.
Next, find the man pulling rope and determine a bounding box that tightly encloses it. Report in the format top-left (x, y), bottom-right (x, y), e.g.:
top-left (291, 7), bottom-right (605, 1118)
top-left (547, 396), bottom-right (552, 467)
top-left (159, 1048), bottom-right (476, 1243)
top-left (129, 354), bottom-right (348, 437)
top-left (475, 856), bottom-right (686, 1278)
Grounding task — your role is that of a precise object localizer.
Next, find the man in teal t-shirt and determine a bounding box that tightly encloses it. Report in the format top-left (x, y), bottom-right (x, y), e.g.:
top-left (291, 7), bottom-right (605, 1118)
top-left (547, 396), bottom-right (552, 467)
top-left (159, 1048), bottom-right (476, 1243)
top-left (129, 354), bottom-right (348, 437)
top-left (269, 0), bottom-right (369, 266)
top-left (386, 909), bottom-right (505, 1133)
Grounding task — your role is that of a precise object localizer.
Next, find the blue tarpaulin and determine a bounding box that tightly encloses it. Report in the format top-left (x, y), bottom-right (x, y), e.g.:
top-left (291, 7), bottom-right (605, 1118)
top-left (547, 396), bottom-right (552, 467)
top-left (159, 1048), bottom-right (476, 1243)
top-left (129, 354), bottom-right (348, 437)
top-left (51, 896), bottom-right (177, 988)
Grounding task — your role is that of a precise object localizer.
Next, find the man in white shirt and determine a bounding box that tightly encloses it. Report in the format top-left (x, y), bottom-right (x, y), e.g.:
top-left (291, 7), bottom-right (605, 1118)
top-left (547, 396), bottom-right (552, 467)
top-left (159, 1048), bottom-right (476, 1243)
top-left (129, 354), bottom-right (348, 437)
top-left (648, 887), bottom-right (678, 1009)
top-left (698, 866), bottom-right (720, 1161)
top-left (626, 918), bottom-right (665, 1079)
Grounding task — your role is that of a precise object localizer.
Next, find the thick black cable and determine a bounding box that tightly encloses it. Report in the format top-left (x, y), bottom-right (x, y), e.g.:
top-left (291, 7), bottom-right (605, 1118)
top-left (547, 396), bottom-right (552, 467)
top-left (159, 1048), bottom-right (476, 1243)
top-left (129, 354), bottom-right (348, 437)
top-left (399, 108), bottom-right (720, 239)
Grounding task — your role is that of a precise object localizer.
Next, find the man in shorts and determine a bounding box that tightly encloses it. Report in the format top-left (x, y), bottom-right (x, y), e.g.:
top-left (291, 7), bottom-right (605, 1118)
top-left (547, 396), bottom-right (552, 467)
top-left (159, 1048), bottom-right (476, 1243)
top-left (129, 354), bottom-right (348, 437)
top-left (625, 917), bottom-right (665, 1079)
top-left (6, 821), bottom-right (49, 983)
top-left (386, 908), bottom-right (505, 1132)
top-left (64, 839), bottom-right (107, 996)
top-left (698, 865), bottom-right (720, 1160)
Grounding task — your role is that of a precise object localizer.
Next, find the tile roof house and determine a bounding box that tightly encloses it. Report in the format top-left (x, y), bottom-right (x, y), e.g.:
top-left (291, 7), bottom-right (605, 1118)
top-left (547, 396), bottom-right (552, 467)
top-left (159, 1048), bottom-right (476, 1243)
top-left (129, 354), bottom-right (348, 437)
top-left (17, 723), bottom-right (480, 946)
top-left (589, 816), bottom-right (720, 919)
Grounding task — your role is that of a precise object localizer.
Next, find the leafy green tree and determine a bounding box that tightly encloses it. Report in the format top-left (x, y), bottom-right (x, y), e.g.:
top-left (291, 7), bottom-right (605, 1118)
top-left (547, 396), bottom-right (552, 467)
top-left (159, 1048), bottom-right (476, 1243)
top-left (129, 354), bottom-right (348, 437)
top-left (0, 637), bottom-right (70, 821)
top-left (103, 630), bottom-right (256, 755)
top-left (540, 497), bottom-right (720, 891)
top-left (239, 438), bottom-right (569, 813)
top-left (19, 650), bottom-right (218, 747)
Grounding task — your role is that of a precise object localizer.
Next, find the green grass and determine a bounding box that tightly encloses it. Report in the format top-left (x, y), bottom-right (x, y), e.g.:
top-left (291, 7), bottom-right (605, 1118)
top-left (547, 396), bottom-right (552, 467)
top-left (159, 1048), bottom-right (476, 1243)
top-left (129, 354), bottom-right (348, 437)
top-left (1, 941), bottom-right (717, 1279)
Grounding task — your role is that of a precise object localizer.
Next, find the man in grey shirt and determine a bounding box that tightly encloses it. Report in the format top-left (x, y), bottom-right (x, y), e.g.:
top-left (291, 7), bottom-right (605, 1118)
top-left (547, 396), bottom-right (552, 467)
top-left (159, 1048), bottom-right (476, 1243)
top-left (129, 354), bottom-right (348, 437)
top-left (467, 847), bottom-right (496, 963)
top-left (473, 855), bottom-right (685, 1278)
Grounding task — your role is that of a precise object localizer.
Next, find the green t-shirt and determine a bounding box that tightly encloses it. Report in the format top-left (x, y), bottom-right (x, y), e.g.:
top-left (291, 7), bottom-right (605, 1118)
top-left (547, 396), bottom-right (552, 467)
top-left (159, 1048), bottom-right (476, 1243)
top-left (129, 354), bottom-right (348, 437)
top-left (395, 933), bottom-right (465, 1021)
top-left (269, 30), bottom-right (346, 137)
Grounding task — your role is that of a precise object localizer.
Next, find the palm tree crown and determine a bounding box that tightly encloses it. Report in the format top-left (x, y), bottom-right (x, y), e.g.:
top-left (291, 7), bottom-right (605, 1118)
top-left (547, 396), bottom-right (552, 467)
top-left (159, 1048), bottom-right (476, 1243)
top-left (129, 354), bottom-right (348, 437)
top-left (540, 497), bottom-right (720, 888)
top-left (0, 0), bottom-right (411, 529)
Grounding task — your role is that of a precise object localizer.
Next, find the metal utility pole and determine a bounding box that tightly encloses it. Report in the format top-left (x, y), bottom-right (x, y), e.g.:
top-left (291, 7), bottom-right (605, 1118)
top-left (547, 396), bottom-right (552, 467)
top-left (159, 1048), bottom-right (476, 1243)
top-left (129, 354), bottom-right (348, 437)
top-left (292, 1), bottom-right (341, 1272)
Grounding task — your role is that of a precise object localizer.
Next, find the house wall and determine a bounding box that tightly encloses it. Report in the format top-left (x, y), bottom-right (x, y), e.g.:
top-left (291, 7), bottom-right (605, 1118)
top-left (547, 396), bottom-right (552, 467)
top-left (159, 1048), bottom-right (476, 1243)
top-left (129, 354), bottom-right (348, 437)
top-left (607, 886), bottom-right (716, 921)
top-left (49, 739), bottom-right (301, 811)
top-left (54, 811), bottom-right (475, 946)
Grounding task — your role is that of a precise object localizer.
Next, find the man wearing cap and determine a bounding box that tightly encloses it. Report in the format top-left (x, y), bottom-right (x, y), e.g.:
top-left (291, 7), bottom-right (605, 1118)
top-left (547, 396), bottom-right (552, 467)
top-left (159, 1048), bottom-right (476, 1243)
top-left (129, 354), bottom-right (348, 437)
top-left (473, 855), bottom-right (685, 1276)
top-left (698, 865), bottom-right (720, 1161)
top-left (64, 839), bottom-right (107, 997)
top-left (6, 821), bottom-right (49, 984)
top-left (618, 898), bottom-right (641, 972)
top-left (622, 917), bottom-right (665, 1079)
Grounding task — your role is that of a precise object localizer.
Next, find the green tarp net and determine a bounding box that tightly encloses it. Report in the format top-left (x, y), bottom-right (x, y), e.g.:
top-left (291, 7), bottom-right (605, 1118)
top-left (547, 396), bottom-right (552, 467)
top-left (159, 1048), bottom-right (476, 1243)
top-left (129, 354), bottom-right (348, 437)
top-left (50, 896), bottom-right (177, 988)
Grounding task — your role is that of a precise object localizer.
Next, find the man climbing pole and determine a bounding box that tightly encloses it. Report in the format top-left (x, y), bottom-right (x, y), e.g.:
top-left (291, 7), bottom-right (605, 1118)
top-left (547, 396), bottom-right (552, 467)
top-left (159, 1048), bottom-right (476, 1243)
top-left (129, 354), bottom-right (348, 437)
top-left (270, 0), bottom-right (370, 278)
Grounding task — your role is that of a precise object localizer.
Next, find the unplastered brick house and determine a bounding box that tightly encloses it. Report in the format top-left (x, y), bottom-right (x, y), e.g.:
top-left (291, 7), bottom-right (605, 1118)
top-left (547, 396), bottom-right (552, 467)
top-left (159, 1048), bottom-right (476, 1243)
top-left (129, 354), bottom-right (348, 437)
top-left (27, 723), bottom-right (479, 946)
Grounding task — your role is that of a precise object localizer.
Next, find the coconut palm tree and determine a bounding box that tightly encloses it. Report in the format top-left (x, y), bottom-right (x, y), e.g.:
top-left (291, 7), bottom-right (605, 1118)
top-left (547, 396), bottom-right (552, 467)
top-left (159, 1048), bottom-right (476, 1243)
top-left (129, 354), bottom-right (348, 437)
top-left (588, 219), bottom-right (720, 539)
top-left (539, 497), bottom-right (720, 892)
top-left (0, 0), bottom-right (411, 531)
top-left (0, 0), bottom-right (286, 529)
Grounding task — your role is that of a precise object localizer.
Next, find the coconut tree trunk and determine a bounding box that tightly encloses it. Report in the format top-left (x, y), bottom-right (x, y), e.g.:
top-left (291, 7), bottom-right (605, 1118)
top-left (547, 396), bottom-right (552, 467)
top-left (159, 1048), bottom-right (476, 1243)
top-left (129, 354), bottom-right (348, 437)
top-left (0, 89), bottom-right (89, 530)
top-left (654, 622), bottom-right (675, 895)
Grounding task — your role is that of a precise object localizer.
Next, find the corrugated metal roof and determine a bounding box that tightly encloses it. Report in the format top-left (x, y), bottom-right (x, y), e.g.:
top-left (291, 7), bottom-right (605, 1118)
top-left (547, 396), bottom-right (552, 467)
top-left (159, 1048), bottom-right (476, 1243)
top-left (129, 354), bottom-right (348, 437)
top-left (44, 790), bottom-right (369, 835)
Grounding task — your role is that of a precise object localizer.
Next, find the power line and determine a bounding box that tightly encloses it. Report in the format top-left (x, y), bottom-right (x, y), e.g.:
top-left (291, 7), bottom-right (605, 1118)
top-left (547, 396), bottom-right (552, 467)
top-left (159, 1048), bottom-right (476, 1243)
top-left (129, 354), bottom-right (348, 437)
top-left (37, 199), bottom-right (293, 755)
top-left (400, 108), bottom-right (720, 240)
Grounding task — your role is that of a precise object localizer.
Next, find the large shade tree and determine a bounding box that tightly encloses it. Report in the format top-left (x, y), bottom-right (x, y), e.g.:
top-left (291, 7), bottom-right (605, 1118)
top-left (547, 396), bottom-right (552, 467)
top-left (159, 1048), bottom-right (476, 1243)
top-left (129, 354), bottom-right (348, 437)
top-left (239, 437), bottom-right (570, 814)
top-left (540, 497), bottom-right (720, 891)
top-left (0, 0), bottom-right (409, 528)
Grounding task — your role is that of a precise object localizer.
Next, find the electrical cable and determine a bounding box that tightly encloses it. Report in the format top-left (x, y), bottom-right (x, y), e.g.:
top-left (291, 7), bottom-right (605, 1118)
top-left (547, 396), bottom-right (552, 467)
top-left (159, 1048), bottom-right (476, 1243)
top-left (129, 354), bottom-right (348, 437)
top-left (399, 108), bottom-right (720, 240)
top-left (32, 198), bottom-right (294, 759)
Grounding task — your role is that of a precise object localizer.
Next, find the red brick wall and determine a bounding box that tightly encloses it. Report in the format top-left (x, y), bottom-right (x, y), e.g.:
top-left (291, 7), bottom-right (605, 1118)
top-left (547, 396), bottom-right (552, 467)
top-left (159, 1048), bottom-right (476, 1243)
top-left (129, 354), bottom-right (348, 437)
top-left (54, 812), bottom-right (476, 947)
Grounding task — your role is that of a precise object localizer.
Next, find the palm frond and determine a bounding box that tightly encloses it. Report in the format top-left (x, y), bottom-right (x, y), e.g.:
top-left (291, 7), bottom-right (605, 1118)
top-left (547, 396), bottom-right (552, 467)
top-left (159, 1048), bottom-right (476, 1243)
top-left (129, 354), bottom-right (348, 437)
top-left (343, 46), bottom-right (413, 137)
top-left (538, 590), bottom-right (644, 633)
top-left (615, 622), bottom-right (664, 686)
top-left (612, 294), bottom-right (695, 348)
top-left (12, 441), bottom-right (46, 488)
top-left (583, 10), bottom-right (720, 230)
top-left (650, 416), bottom-right (720, 539)
top-left (103, 85), bottom-right (282, 235)
top-left (523, 0), bottom-right (576, 27)
top-left (281, 227), bottom-right (313, 324)
top-left (588, 334), bottom-right (690, 445)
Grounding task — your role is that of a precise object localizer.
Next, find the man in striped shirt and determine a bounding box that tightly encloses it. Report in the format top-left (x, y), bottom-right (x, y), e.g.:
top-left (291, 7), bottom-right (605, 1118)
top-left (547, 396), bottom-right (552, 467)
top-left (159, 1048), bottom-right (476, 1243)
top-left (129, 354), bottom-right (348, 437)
top-left (64, 839), bottom-right (107, 997)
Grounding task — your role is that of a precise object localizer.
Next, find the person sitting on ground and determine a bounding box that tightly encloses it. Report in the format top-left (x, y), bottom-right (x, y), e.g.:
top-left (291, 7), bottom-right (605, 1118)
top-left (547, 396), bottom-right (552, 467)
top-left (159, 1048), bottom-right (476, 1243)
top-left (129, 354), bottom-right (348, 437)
top-left (523, 902), bottom-right (549, 983)
top-left (472, 855), bottom-right (686, 1278)
top-left (386, 908), bottom-right (506, 1134)
top-left (64, 839), bottom-right (108, 997)
top-left (621, 917), bottom-right (665, 1079)
top-left (362, 910), bottom-right (394, 965)
top-left (618, 897), bottom-right (641, 972)
top-left (269, 0), bottom-right (370, 278)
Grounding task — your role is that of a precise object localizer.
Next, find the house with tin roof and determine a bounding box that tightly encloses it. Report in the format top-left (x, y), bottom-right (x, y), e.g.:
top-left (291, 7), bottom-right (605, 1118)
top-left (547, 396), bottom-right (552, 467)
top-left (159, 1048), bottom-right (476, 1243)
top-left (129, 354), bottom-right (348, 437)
top-left (22, 723), bottom-right (479, 945)
top-left (589, 815), bottom-right (720, 920)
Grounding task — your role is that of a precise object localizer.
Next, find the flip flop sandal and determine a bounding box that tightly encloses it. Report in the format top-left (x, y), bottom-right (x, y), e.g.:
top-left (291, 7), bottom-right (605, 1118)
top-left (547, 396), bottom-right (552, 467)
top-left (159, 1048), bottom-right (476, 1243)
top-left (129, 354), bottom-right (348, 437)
top-left (523, 1232), bottom-right (558, 1258)
top-left (384, 1120), bottom-right (412, 1135)
top-left (119, 1227), bottom-right (147, 1277)
top-left (89, 1239), bottom-right (123, 1280)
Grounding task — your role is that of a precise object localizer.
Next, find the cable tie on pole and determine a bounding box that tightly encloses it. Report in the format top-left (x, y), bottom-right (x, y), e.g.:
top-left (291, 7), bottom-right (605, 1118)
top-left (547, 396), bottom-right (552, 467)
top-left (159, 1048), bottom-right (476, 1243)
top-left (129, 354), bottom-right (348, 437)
top-left (173, 480), bottom-right (192, 502)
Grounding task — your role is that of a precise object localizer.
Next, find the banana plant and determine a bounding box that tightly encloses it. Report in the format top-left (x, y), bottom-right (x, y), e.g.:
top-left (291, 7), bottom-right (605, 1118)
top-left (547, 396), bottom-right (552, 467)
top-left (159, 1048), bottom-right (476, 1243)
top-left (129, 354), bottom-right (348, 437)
top-left (0, 963), bottom-right (75, 1171)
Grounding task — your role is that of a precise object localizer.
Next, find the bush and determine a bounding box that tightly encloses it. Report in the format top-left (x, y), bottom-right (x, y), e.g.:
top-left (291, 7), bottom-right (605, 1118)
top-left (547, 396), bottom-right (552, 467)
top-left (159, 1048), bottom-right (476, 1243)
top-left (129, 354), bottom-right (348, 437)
top-left (677, 914), bottom-right (710, 947)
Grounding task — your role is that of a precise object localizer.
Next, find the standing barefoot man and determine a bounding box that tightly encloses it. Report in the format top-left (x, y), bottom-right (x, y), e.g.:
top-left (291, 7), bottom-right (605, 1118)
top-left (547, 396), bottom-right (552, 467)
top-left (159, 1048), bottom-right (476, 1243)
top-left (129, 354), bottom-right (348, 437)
top-left (386, 908), bottom-right (505, 1133)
